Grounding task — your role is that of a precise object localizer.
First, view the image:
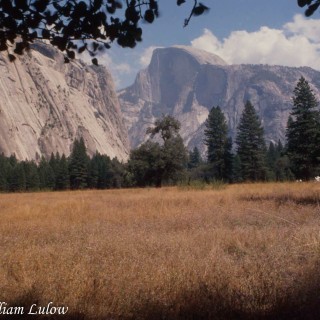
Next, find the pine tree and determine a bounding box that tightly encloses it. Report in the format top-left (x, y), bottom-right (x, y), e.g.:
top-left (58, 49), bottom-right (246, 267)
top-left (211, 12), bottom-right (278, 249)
top-left (275, 155), bottom-right (294, 181)
top-left (49, 152), bottom-right (62, 189)
top-left (266, 142), bottom-right (277, 180)
top-left (235, 101), bottom-right (267, 181)
top-left (188, 147), bottom-right (202, 169)
top-left (100, 155), bottom-right (114, 189)
top-left (88, 153), bottom-right (114, 189)
top-left (55, 154), bottom-right (69, 190)
top-left (266, 141), bottom-right (287, 181)
top-left (223, 137), bottom-right (234, 182)
top-left (0, 154), bottom-right (10, 191)
top-left (49, 152), bottom-right (59, 173)
top-left (111, 158), bottom-right (125, 188)
top-left (277, 140), bottom-right (284, 155)
top-left (8, 163), bottom-right (26, 192)
top-left (69, 138), bottom-right (89, 189)
top-left (9, 154), bottom-right (17, 167)
top-left (286, 77), bottom-right (320, 180)
top-left (24, 161), bottom-right (40, 191)
top-left (204, 106), bottom-right (232, 181)
top-left (38, 157), bottom-right (55, 190)
top-left (88, 153), bottom-right (100, 189)
top-left (266, 140), bottom-right (287, 181)
top-left (232, 154), bottom-right (242, 183)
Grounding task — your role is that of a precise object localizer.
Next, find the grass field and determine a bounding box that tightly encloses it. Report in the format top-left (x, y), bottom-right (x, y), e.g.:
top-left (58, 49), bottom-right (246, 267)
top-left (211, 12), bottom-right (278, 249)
top-left (0, 182), bottom-right (319, 319)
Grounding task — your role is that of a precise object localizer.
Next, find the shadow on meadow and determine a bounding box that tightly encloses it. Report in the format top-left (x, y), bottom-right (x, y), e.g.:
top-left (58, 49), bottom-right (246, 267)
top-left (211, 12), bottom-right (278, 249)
top-left (133, 268), bottom-right (320, 320)
top-left (241, 192), bottom-right (320, 206)
top-left (6, 265), bottom-right (319, 320)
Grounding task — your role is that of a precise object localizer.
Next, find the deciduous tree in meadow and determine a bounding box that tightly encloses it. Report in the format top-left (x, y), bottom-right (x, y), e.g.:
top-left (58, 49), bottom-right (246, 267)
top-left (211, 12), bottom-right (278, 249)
top-left (129, 115), bottom-right (188, 187)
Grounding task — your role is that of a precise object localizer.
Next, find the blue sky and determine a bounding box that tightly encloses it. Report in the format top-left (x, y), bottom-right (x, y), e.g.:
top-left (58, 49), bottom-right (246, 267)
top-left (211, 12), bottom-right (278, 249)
top-left (137, 1), bottom-right (300, 43)
top-left (85, 1), bottom-right (320, 89)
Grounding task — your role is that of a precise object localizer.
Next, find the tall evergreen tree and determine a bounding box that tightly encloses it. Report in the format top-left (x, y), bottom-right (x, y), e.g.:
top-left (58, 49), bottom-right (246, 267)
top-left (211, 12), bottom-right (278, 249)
top-left (88, 153), bottom-right (100, 189)
top-left (8, 163), bottom-right (26, 192)
top-left (24, 161), bottom-right (40, 191)
top-left (188, 147), bottom-right (202, 169)
top-left (88, 153), bottom-right (114, 189)
top-left (111, 158), bottom-right (125, 188)
top-left (55, 154), bottom-right (70, 190)
top-left (38, 157), bottom-right (55, 190)
top-left (235, 101), bottom-right (267, 181)
top-left (286, 77), bottom-right (320, 180)
top-left (266, 141), bottom-right (288, 181)
top-left (69, 137), bottom-right (89, 189)
top-left (9, 154), bottom-right (18, 167)
top-left (0, 154), bottom-right (10, 191)
top-left (232, 154), bottom-right (242, 183)
top-left (49, 152), bottom-right (59, 174)
top-left (277, 139), bottom-right (284, 155)
top-left (223, 137), bottom-right (234, 182)
top-left (204, 106), bottom-right (233, 181)
top-left (275, 155), bottom-right (294, 181)
top-left (49, 152), bottom-right (62, 188)
top-left (266, 142), bottom-right (277, 180)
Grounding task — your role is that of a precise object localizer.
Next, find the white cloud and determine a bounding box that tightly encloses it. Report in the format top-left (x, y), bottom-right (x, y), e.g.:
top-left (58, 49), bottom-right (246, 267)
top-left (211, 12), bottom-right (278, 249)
top-left (191, 14), bottom-right (320, 70)
top-left (284, 14), bottom-right (320, 43)
top-left (139, 46), bottom-right (163, 67)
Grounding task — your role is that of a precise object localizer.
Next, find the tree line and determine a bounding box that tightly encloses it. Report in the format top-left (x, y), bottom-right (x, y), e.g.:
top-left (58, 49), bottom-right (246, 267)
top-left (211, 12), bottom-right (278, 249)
top-left (128, 76), bottom-right (320, 186)
top-left (192, 76), bottom-right (319, 183)
top-left (0, 77), bottom-right (319, 192)
top-left (0, 138), bottom-right (125, 192)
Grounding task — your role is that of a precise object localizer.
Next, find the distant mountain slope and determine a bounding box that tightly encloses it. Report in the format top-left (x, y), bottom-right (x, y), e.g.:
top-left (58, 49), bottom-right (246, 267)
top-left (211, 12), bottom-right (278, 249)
top-left (119, 46), bottom-right (320, 154)
top-left (0, 42), bottom-right (129, 161)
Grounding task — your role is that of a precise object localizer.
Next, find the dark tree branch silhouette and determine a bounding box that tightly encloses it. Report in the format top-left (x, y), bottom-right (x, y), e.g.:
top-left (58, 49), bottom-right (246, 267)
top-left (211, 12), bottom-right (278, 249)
top-left (0, 0), bottom-right (209, 64)
top-left (298, 0), bottom-right (320, 16)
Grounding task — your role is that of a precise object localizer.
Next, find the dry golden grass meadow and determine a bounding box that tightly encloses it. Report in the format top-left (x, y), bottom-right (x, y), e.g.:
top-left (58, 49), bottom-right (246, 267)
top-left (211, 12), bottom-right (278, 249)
top-left (0, 182), bottom-right (319, 319)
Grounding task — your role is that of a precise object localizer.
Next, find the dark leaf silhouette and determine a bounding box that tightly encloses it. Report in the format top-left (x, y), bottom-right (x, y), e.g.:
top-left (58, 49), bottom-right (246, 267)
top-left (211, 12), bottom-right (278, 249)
top-left (177, 0), bottom-right (186, 5)
top-left (298, 0), bottom-right (313, 7)
top-left (305, 1), bottom-right (320, 15)
top-left (0, 0), bottom-right (209, 64)
top-left (192, 3), bottom-right (209, 16)
top-left (144, 9), bottom-right (155, 23)
top-left (297, 0), bottom-right (320, 15)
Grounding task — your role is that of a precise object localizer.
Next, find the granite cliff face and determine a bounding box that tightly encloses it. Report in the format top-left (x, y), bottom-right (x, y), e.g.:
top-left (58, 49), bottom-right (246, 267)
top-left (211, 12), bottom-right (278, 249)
top-left (119, 46), bottom-right (320, 153)
top-left (0, 42), bottom-right (129, 161)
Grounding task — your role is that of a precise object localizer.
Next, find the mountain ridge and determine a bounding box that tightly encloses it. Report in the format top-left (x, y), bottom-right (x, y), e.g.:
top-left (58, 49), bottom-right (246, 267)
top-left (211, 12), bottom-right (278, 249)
top-left (0, 42), bottom-right (129, 161)
top-left (119, 46), bottom-right (320, 154)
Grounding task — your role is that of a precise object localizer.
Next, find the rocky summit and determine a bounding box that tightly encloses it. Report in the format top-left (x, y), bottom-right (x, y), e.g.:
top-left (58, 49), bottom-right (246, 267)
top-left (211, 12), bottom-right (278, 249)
top-left (0, 42), bottom-right (129, 161)
top-left (118, 46), bottom-right (320, 154)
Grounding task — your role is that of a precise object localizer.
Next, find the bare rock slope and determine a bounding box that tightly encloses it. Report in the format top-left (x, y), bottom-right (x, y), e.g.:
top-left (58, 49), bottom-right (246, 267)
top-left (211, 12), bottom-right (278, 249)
top-left (0, 43), bottom-right (129, 161)
top-left (119, 46), bottom-right (320, 153)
